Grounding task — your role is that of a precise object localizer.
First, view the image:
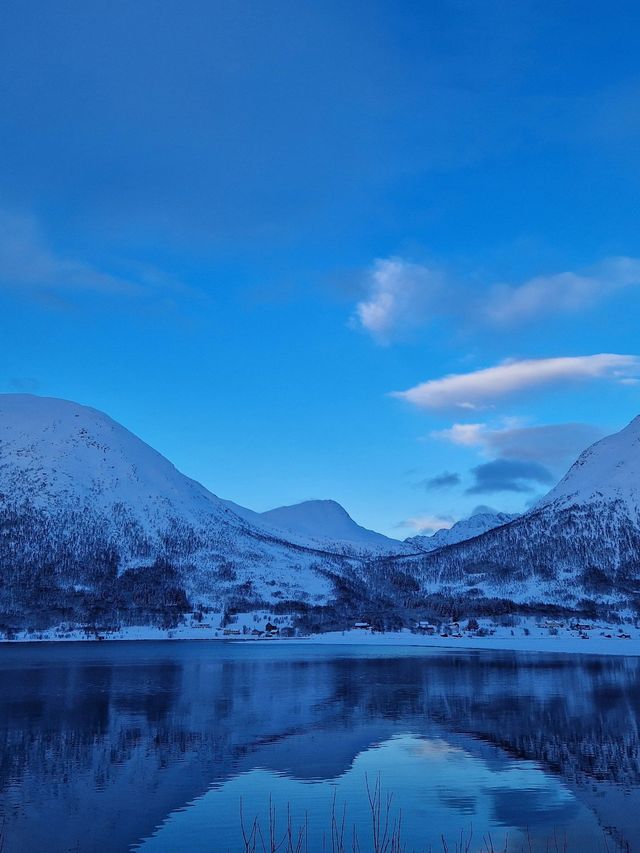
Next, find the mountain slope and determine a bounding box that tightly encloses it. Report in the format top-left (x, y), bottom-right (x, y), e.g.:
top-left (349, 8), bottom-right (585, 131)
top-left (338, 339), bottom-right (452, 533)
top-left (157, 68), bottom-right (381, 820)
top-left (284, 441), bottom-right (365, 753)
top-left (259, 499), bottom-right (403, 550)
top-left (406, 511), bottom-right (517, 552)
top-left (0, 393), bottom-right (233, 529)
top-left (3, 395), bottom-right (639, 633)
top-left (536, 415), bottom-right (640, 520)
top-left (401, 417), bottom-right (640, 614)
top-left (0, 395), bottom-right (370, 630)
top-left (219, 497), bottom-right (408, 555)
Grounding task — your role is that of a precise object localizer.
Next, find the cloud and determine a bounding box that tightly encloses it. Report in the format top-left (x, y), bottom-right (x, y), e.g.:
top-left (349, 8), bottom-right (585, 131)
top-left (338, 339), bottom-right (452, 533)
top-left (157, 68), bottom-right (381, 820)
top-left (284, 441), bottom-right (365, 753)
top-left (350, 255), bottom-right (640, 342)
top-left (433, 422), bottom-right (487, 445)
top-left (0, 211), bottom-right (145, 297)
top-left (395, 514), bottom-right (454, 533)
top-left (393, 354), bottom-right (640, 411)
top-left (416, 471), bottom-right (461, 490)
top-left (471, 504), bottom-right (502, 516)
top-left (466, 459), bottom-right (554, 494)
top-left (351, 257), bottom-right (444, 343)
top-left (487, 257), bottom-right (640, 325)
top-left (433, 420), bottom-right (605, 468)
top-left (0, 210), bottom-right (197, 313)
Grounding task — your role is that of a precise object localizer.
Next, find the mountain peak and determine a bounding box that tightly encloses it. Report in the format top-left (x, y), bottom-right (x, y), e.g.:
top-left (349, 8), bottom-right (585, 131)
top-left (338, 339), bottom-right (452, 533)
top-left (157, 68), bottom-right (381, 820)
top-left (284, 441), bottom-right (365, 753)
top-left (406, 510), bottom-right (517, 552)
top-left (260, 499), bottom-right (398, 548)
top-left (536, 415), bottom-right (640, 519)
top-left (0, 392), bottom-right (225, 530)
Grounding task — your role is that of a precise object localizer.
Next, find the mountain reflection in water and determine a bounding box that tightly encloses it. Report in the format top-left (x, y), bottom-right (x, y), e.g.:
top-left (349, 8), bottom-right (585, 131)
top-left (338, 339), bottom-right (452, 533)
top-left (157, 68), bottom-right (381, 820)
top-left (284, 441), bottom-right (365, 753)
top-left (0, 642), bottom-right (638, 852)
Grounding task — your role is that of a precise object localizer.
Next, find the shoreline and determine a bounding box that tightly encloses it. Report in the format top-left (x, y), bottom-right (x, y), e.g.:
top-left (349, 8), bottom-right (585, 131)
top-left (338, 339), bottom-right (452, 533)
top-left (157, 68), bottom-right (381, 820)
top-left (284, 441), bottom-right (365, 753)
top-left (2, 624), bottom-right (640, 656)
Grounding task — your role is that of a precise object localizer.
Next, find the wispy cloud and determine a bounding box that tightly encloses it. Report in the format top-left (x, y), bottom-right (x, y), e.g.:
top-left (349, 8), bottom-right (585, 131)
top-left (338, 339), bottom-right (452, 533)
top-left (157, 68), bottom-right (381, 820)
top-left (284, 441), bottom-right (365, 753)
top-left (349, 255), bottom-right (640, 342)
top-left (433, 420), bottom-right (605, 468)
top-left (0, 210), bottom-right (194, 313)
top-left (0, 211), bottom-right (145, 297)
top-left (486, 257), bottom-right (640, 325)
top-left (466, 459), bottom-right (554, 494)
top-left (351, 257), bottom-right (444, 344)
top-left (471, 504), bottom-right (503, 516)
top-left (392, 354), bottom-right (640, 411)
top-left (395, 514), bottom-right (454, 533)
top-left (415, 471), bottom-right (461, 490)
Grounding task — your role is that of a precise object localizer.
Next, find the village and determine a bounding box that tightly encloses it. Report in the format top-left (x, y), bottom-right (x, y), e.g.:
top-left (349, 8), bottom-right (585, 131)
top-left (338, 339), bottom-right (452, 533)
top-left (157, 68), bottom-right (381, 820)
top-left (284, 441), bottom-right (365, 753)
top-left (349, 616), bottom-right (636, 641)
top-left (3, 610), bottom-right (638, 650)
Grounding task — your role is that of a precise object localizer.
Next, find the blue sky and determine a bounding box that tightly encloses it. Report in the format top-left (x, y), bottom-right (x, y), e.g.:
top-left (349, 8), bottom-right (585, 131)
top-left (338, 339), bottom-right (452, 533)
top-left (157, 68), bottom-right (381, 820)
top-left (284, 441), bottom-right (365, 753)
top-left (2, 0), bottom-right (640, 536)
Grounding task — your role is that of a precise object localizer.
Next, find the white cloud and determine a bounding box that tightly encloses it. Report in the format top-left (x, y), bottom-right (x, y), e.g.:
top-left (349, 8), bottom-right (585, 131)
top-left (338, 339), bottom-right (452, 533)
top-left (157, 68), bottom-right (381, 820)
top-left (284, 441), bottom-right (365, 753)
top-left (486, 257), bottom-right (640, 325)
top-left (433, 420), bottom-right (606, 468)
top-left (392, 354), bottom-right (640, 411)
top-left (433, 422), bottom-right (486, 446)
top-left (350, 255), bottom-right (640, 342)
top-left (395, 514), bottom-right (454, 533)
top-left (351, 257), bottom-right (444, 343)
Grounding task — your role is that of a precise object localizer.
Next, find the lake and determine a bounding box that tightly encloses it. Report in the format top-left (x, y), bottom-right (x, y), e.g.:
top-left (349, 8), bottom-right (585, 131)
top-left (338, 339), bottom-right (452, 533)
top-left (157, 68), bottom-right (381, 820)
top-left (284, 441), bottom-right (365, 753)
top-left (0, 641), bottom-right (639, 852)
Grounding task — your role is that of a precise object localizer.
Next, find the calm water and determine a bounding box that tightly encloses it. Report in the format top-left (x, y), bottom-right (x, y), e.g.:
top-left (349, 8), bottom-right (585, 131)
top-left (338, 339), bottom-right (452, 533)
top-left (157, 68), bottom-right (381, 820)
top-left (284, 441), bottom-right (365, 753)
top-left (1, 642), bottom-right (639, 852)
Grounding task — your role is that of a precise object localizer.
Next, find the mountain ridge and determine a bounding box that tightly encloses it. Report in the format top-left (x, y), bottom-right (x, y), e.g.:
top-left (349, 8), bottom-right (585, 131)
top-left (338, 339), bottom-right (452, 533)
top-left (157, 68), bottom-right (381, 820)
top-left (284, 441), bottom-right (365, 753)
top-left (406, 511), bottom-right (518, 552)
top-left (259, 499), bottom-right (402, 549)
top-left (2, 393), bottom-right (640, 633)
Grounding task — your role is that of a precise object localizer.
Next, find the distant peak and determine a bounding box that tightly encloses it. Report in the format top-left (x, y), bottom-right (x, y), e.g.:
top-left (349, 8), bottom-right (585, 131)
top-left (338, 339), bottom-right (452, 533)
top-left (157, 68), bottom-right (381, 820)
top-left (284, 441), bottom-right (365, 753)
top-left (260, 498), bottom-right (396, 547)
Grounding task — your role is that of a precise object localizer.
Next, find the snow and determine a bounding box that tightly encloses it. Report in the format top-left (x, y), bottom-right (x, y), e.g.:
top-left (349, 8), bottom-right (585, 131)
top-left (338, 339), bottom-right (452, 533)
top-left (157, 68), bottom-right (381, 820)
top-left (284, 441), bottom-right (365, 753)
top-left (399, 414), bottom-right (640, 609)
top-left (407, 511), bottom-right (517, 551)
top-left (4, 618), bottom-right (640, 657)
top-left (0, 394), bottom-right (377, 618)
top-left (0, 393), bottom-right (230, 531)
top-left (0, 394), bottom-right (402, 559)
top-left (298, 628), bottom-right (640, 657)
top-left (0, 394), bottom-right (405, 624)
top-left (537, 414), bottom-right (640, 520)
top-left (221, 497), bottom-right (409, 555)
top-left (259, 499), bottom-right (404, 551)
top-left (3, 394), bottom-right (640, 635)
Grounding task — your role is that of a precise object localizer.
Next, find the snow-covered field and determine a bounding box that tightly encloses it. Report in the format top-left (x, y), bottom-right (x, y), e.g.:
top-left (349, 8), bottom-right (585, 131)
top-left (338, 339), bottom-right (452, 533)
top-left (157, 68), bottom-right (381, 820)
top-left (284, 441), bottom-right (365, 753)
top-left (300, 628), bottom-right (640, 656)
top-left (3, 615), bottom-right (640, 656)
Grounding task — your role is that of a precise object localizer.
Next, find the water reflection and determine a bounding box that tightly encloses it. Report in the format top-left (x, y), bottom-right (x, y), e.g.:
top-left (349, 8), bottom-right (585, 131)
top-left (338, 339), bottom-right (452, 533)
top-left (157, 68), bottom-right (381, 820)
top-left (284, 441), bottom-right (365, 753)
top-left (0, 643), bottom-right (638, 852)
top-left (137, 734), bottom-right (603, 852)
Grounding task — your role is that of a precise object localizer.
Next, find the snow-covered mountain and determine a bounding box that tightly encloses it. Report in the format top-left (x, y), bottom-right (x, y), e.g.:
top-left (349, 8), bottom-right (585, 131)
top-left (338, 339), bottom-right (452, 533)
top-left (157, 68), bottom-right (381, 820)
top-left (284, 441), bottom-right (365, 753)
top-left (0, 393), bottom-right (234, 531)
top-left (536, 415), bottom-right (640, 521)
top-left (219, 496), bottom-right (408, 555)
top-left (259, 499), bottom-right (402, 550)
top-left (402, 416), bottom-right (640, 613)
top-left (2, 394), bottom-right (639, 633)
top-left (406, 511), bottom-right (517, 552)
top-left (0, 394), bottom-right (386, 630)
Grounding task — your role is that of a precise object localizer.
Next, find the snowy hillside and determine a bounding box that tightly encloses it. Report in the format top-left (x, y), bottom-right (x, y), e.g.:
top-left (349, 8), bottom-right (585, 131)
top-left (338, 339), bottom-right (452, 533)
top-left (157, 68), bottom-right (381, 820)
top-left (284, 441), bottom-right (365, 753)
top-left (0, 395), bottom-right (379, 630)
top-left (406, 511), bottom-right (517, 552)
top-left (536, 415), bottom-right (640, 521)
top-left (259, 499), bottom-right (405, 551)
top-left (399, 417), bottom-right (640, 614)
top-left (2, 394), bottom-right (639, 634)
top-left (220, 497), bottom-right (409, 555)
top-left (0, 393), bottom-right (235, 530)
